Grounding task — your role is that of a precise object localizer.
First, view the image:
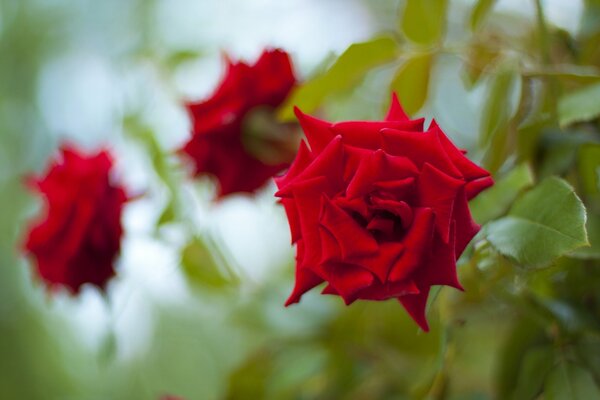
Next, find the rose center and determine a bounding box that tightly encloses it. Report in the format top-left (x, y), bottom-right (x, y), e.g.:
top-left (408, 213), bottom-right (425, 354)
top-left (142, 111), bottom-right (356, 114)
top-left (340, 192), bottom-right (413, 241)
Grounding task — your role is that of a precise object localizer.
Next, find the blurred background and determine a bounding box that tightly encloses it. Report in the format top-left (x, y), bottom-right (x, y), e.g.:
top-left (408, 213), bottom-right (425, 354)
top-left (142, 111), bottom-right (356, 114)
top-left (1, 0), bottom-right (599, 399)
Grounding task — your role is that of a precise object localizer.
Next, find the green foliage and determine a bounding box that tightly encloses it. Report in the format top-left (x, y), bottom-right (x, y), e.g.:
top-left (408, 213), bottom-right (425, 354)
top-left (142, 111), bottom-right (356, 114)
top-left (469, 0), bottom-right (498, 31)
top-left (277, 36), bottom-right (399, 121)
top-left (470, 163), bottom-right (534, 225)
top-left (480, 64), bottom-right (522, 173)
top-left (2, 0), bottom-right (600, 398)
top-left (401, 0), bottom-right (448, 46)
top-left (512, 345), bottom-right (555, 400)
top-left (559, 82), bottom-right (600, 126)
top-left (578, 143), bottom-right (600, 195)
top-left (545, 361), bottom-right (600, 399)
top-left (181, 236), bottom-right (236, 289)
top-left (486, 177), bottom-right (589, 268)
top-left (390, 52), bottom-right (434, 116)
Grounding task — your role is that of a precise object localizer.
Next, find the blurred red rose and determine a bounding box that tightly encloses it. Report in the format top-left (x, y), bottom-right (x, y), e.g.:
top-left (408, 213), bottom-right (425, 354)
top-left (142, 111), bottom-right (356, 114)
top-left (276, 94), bottom-right (493, 331)
top-left (180, 49), bottom-right (297, 198)
top-left (24, 146), bottom-right (128, 293)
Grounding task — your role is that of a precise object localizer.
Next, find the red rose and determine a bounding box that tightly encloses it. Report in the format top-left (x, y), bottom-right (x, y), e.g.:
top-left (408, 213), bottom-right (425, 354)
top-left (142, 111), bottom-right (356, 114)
top-left (180, 49), bottom-right (297, 198)
top-left (276, 95), bottom-right (493, 331)
top-left (24, 146), bottom-right (128, 293)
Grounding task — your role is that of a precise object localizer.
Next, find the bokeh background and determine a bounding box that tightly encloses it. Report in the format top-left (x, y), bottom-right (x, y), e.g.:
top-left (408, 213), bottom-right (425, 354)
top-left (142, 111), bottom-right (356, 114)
top-left (1, 0), bottom-right (599, 399)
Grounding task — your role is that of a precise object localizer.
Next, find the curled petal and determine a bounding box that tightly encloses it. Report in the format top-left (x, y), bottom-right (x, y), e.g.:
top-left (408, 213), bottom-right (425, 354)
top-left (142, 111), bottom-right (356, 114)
top-left (385, 93), bottom-right (410, 122)
top-left (398, 286), bottom-right (431, 332)
top-left (389, 208), bottom-right (435, 283)
top-left (417, 163), bottom-right (464, 243)
top-left (285, 267), bottom-right (324, 306)
top-left (294, 107), bottom-right (335, 153)
top-left (380, 128), bottom-right (462, 178)
top-left (319, 196), bottom-right (379, 261)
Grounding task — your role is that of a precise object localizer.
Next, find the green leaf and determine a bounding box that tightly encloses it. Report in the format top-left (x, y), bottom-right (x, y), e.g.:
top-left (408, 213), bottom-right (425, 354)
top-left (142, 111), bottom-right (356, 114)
top-left (181, 236), bottom-right (234, 289)
top-left (480, 66), bottom-right (521, 145)
top-left (512, 346), bottom-right (555, 400)
top-left (558, 82), bottom-right (600, 126)
top-left (277, 36), bottom-right (399, 121)
top-left (165, 49), bottom-right (203, 70)
top-left (524, 65), bottom-right (600, 84)
top-left (480, 65), bottom-right (522, 172)
top-left (401, 0), bottom-right (448, 45)
top-left (545, 362), bottom-right (600, 399)
top-left (578, 143), bottom-right (600, 195)
top-left (470, 163), bottom-right (534, 225)
top-left (469, 0), bottom-right (497, 31)
top-left (389, 52), bottom-right (433, 116)
top-left (573, 212), bottom-right (600, 259)
top-left (486, 177), bottom-right (589, 268)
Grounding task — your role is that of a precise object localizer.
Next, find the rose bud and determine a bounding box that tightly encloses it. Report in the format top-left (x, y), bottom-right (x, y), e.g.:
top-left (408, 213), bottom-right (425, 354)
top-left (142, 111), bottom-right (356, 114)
top-left (276, 94), bottom-right (493, 331)
top-left (180, 49), bottom-right (299, 198)
top-left (23, 145), bottom-right (128, 294)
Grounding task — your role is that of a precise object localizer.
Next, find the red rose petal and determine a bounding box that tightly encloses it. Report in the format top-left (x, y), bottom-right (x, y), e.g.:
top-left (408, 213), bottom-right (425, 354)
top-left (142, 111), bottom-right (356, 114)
top-left (388, 208), bottom-right (435, 282)
top-left (380, 128), bottom-right (462, 178)
top-left (385, 93), bottom-right (410, 122)
top-left (294, 107), bottom-right (335, 153)
top-left (319, 196), bottom-right (379, 260)
top-left (398, 286), bottom-right (431, 332)
top-left (285, 267), bottom-right (324, 306)
top-left (452, 188), bottom-right (480, 255)
top-left (321, 262), bottom-right (374, 305)
top-left (416, 163), bottom-right (465, 243)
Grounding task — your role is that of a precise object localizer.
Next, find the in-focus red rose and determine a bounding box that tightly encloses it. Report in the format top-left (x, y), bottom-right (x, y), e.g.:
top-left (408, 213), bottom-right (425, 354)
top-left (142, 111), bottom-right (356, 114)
top-left (276, 94), bottom-right (493, 331)
top-left (180, 49), bottom-right (297, 198)
top-left (24, 145), bottom-right (128, 294)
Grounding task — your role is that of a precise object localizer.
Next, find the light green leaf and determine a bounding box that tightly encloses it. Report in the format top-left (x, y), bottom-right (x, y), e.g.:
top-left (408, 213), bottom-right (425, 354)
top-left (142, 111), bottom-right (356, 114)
top-left (181, 237), bottom-right (234, 289)
top-left (469, 0), bottom-right (497, 31)
top-left (277, 36), bottom-right (399, 121)
top-left (524, 65), bottom-right (600, 84)
top-left (480, 65), bottom-right (521, 146)
top-left (401, 0), bottom-right (448, 45)
top-left (486, 177), bottom-right (589, 268)
top-left (573, 212), bottom-right (600, 259)
top-left (470, 163), bottom-right (534, 225)
top-left (165, 50), bottom-right (203, 70)
top-left (545, 362), bottom-right (600, 399)
top-left (559, 82), bottom-right (600, 126)
top-left (389, 52), bottom-right (433, 116)
top-left (480, 64), bottom-right (522, 172)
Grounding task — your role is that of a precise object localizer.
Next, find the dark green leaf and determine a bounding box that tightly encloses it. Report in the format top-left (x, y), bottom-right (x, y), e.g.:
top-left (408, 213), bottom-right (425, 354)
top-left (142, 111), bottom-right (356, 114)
top-left (512, 346), bottom-right (555, 400)
top-left (389, 52), bottom-right (433, 116)
top-left (578, 143), bottom-right (600, 195)
top-left (277, 36), bottom-right (399, 121)
top-left (545, 362), bottom-right (600, 399)
top-left (401, 0), bottom-right (448, 45)
top-left (486, 177), bottom-right (589, 268)
top-left (470, 163), bottom-right (534, 225)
